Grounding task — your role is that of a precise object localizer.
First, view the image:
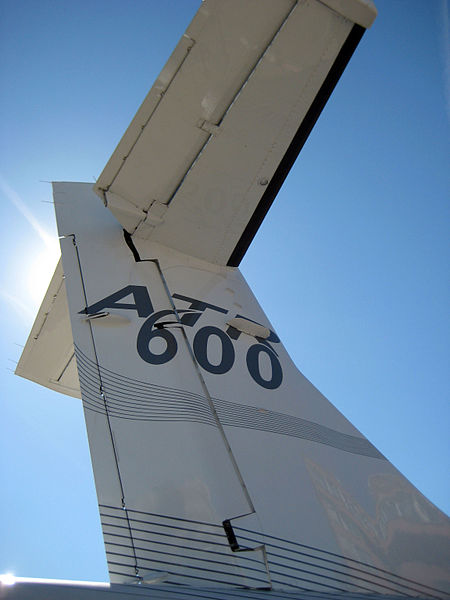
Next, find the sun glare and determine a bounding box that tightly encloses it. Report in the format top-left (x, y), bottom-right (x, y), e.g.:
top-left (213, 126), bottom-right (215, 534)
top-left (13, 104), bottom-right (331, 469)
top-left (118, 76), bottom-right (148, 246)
top-left (26, 238), bottom-right (61, 307)
top-left (0, 573), bottom-right (16, 586)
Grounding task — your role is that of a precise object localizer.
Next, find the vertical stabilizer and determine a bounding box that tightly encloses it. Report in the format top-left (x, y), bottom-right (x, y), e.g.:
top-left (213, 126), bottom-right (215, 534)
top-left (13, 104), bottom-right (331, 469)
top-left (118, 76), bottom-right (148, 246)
top-left (53, 182), bottom-right (450, 596)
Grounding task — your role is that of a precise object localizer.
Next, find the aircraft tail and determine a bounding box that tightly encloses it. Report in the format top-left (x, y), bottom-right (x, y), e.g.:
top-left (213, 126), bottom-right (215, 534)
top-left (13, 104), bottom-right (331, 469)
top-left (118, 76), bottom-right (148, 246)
top-left (15, 0), bottom-right (450, 595)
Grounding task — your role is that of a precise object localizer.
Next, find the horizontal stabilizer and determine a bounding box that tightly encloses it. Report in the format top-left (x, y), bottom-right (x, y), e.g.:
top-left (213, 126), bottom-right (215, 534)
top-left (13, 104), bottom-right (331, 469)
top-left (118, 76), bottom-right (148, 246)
top-left (15, 259), bottom-right (80, 399)
top-left (95, 0), bottom-right (376, 266)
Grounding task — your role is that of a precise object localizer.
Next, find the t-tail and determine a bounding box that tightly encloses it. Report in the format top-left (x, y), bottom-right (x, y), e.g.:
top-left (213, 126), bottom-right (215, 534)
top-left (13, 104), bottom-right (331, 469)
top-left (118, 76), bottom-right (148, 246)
top-left (15, 1), bottom-right (450, 598)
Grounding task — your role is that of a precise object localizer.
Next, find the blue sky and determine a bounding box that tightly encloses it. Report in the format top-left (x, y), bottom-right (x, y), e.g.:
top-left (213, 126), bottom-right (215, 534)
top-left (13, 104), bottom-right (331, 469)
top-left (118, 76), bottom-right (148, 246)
top-left (0, 0), bottom-right (449, 583)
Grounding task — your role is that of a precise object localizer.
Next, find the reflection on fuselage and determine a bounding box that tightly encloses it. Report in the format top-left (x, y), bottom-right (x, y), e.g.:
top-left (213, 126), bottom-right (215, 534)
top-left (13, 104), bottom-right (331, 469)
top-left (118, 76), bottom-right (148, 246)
top-left (306, 458), bottom-right (450, 592)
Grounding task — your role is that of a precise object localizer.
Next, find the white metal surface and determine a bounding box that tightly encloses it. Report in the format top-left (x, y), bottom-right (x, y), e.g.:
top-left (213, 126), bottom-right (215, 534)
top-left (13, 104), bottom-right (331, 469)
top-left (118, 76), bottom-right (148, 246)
top-left (320, 0), bottom-right (377, 28)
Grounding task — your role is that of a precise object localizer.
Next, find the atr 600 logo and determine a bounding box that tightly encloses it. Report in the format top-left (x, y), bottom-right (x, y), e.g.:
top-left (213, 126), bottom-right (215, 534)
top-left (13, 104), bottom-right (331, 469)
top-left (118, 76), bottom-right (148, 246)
top-left (81, 285), bottom-right (282, 389)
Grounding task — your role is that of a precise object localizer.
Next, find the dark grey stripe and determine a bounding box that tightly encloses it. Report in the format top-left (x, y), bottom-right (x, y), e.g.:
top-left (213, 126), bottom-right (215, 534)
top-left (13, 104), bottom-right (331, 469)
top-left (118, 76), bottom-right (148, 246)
top-left (75, 346), bottom-right (383, 459)
top-left (98, 505), bottom-right (444, 598)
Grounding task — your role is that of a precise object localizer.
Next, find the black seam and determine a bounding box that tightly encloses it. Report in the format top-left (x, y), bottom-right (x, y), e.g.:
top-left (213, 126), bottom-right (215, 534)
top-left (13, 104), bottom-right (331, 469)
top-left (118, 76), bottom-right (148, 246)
top-left (123, 229), bottom-right (141, 261)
